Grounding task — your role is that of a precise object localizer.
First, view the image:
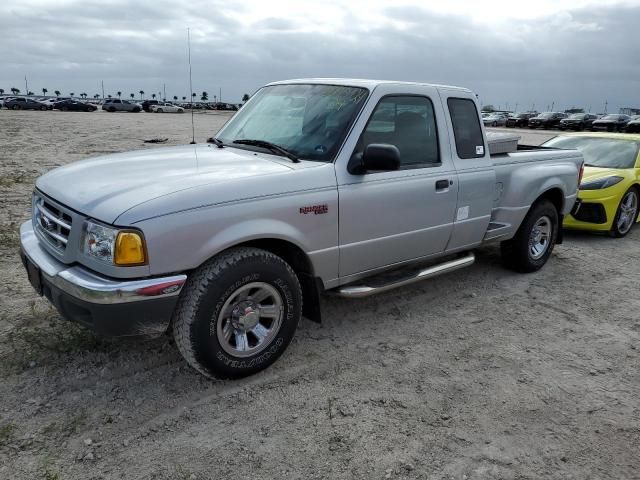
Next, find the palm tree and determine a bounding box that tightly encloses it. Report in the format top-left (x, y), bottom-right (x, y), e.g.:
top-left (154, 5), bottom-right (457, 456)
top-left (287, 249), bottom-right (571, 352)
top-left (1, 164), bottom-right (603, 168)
top-left (94, 94), bottom-right (100, 99)
top-left (117, 91), bottom-right (122, 98)
top-left (201, 91), bottom-right (208, 101)
top-left (54, 90), bottom-right (60, 97)
top-left (242, 93), bottom-right (250, 103)
top-left (80, 93), bottom-right (87, 99)
top-left (151, 93), bottom-right (156, 100)
top-left (11, 88), bottom-right (20, 95)
top-left (130, 93), bottom-right (135, 99)
top-left (191, 92), bottom-right (196, 100)
top-left (70, 92), bottom-right (75, 98)
top-left (139, 90), bottom-right (144, 100)
top-left (107, 94), bottom-right (112, 99)
top-left (42, 88), bottom-right (48, 96)
top-left (173, 95), bottom-right (178, 101)
top-left (0, 88), bottom-right (4, 96)
top-left (182, 96), bottom-right (186, 101)
top-left (28, 91), bottom-right (34, 96)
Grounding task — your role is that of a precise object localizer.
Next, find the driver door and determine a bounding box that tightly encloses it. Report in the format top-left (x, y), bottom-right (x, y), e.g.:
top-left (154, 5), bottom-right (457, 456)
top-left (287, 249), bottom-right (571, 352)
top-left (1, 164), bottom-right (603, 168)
top-left (335, 84), bottom-right (458, 279)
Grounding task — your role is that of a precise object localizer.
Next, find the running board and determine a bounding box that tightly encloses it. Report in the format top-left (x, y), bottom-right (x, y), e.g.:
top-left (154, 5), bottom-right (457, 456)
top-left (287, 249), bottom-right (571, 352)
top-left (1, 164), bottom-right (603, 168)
top-left (332, 253), bottom-right (475, 298)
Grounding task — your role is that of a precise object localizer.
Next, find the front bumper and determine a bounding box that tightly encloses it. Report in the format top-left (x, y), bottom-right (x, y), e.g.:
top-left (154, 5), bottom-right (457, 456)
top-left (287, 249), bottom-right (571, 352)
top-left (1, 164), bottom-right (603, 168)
top-left (20, 221), bottom-right (187, 337)
top-left (563, 192), bottom-right (621, 231)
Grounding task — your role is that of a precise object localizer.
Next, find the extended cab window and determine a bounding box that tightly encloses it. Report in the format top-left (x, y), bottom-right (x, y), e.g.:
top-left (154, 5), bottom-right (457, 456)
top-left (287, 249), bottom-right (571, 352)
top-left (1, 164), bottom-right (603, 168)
top-left (358, 96), bottom-right (439, 168)
top-left (447, 98), bottom-right (485, 159)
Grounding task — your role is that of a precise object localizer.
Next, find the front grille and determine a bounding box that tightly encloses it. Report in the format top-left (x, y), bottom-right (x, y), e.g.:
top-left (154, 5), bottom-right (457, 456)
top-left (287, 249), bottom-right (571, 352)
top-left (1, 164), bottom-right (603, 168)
top-left (572, 202), bottom-right (607, 224)
top-left (33, 194), bottom-right (73, 251)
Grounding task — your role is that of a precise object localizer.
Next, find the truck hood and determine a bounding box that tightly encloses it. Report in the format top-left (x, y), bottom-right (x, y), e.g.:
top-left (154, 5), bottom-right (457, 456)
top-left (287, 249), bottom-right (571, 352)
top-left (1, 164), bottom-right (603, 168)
top-left (36, 144), bottom-right (324, 224)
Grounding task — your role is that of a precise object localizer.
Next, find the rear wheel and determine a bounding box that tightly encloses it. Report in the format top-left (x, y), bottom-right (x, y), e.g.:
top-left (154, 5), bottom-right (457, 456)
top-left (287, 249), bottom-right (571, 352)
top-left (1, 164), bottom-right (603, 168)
top-left (610, 188), bottom-right (638, 238)
top-left (172, 247), bottom-right (302, 379)
top-left (108, 107), bottom-right (116, 112)
top-left (501, 200), bottom-right (559, 273)
top-left (157, 108), bottom-right (163, 113)
top-left (132, 107), bottom-right (141, 112)
top-left (40, 105), bottom-right (47, 111)
top-left (61, 106), bottom-right (69, 111)
top-left (12, 105), bottom-right (20, 110)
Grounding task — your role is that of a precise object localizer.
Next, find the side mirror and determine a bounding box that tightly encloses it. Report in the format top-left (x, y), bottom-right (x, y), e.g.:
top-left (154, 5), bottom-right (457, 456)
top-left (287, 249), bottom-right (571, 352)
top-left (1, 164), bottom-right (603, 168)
top-left (348, 143), bottom-right (401, 174)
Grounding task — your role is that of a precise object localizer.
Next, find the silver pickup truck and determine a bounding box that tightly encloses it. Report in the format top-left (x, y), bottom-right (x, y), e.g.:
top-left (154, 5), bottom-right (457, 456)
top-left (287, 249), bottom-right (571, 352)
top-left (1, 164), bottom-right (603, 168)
top-left (20, 79), bottom-right (583, 379)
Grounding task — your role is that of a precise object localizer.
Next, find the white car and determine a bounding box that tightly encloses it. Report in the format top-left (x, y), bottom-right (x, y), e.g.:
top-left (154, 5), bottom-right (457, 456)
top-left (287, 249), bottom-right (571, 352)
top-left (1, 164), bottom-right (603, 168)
top-left (150, 102), bottom-right (184, 113)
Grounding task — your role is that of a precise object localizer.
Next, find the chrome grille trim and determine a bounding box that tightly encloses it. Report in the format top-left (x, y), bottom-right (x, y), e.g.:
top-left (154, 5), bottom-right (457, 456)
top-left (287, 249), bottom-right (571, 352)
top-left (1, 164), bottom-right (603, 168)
top-left (35, 201), bottom-right (72, 230)
top-left (33, 194), bottom-right (73, 251)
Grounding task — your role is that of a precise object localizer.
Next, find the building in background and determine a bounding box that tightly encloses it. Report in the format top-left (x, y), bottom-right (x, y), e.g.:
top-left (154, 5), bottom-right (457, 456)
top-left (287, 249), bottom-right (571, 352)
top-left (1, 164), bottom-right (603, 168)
top-left (620, 107), bottom-right (640, 115)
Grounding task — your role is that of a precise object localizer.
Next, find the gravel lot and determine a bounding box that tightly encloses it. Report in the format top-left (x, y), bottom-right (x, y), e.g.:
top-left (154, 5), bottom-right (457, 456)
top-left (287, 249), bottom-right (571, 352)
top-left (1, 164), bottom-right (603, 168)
top-left (0, 111), bottom-right (638, 479)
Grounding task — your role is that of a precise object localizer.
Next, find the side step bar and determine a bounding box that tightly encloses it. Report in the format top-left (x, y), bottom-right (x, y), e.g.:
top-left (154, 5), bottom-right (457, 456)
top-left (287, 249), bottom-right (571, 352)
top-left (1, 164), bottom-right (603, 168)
top-left (332, 253), bottom-right (475, 299)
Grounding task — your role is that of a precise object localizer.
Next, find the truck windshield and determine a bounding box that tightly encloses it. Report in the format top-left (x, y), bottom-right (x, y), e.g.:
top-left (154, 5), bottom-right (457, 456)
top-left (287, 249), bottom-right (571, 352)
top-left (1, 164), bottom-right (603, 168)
top-left (543, 136), bottom-right (639, 169)
top-left (217, 84), bottom-right (369, 162)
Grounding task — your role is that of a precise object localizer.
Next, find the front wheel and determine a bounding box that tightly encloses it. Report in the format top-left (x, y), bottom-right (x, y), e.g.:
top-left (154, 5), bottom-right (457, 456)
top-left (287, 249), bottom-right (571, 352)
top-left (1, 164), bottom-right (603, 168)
top-left (501, 200), bottom-right (559, 273)
top-left (157, 108), bottom-right (163, 113)
top-left (610, 188), bottom-right (638, 238)
top-left (172, 247), bottom-right (303, 379)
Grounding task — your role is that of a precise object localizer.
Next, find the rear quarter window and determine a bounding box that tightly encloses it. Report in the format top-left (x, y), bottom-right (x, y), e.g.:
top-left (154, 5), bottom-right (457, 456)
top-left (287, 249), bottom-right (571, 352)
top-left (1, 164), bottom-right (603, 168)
top-left (447, 98), bottom-right (485, 159)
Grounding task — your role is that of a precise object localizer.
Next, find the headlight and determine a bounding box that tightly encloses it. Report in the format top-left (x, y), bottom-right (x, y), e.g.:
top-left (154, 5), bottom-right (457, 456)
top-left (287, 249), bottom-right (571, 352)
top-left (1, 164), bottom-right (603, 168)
top-left (82, 220), bottom-right (147, 266)
top-left (579, 176), bottom-right (624, 190)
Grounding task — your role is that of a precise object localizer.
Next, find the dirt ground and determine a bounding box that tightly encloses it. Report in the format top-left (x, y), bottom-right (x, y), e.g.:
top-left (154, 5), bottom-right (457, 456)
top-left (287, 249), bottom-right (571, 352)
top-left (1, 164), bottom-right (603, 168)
top-left (0, 111), bottom-right (638, 480)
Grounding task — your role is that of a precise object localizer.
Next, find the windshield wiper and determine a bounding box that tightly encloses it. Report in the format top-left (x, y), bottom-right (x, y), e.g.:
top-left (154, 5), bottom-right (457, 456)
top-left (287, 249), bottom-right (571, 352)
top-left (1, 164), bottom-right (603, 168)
top-left (233, 139), bottom-right (300, 163)
top-left (207, 137), bottom-right (225, 148)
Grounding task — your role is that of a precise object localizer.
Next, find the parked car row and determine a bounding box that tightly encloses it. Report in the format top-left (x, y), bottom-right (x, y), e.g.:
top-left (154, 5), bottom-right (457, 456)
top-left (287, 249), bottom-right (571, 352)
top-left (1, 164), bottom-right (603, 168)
top-left (1, 96), bottom-right (241, 113)
top-left (499, 111), bottom-right (640, 132)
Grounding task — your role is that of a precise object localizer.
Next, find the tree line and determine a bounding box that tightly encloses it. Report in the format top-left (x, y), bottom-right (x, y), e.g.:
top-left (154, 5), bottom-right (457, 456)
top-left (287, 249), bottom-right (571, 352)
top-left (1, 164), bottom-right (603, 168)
top-left (0, 88), bottom-right (252, 103)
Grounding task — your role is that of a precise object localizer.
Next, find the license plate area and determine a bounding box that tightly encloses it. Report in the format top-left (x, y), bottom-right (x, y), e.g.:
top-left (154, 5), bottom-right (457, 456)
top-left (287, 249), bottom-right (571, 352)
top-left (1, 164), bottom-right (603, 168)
top-left (21, 252), bottom-right (43, 295)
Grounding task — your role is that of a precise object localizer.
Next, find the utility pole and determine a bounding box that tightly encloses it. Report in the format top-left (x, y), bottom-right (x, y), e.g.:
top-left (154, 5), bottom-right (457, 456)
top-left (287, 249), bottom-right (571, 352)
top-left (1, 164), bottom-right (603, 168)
top-left (551, 101), bottom-right (555, 111)
top-left (25, 76), bottom-right (29, 95)
top-left (515, 103), bottom-right (519, 112)
top-left (604, 100), bottom-right (608, 114)
top-left (163, 84), bottom-right (166, 101)
top-left (101, 80), bottom-right (105, 100)
top-left (219, 87), bottom-right (222, 104)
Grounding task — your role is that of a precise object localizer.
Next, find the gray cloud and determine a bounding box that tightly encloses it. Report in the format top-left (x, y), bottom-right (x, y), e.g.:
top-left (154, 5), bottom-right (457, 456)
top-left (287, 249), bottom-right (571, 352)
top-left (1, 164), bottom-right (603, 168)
top-left (1, 1), bottom-right (638, 112)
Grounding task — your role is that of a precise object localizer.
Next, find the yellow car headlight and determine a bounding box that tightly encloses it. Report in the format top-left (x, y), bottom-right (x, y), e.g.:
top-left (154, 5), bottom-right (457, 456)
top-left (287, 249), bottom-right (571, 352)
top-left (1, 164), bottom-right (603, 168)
top-left (114, 231), bottom-right (147, 266)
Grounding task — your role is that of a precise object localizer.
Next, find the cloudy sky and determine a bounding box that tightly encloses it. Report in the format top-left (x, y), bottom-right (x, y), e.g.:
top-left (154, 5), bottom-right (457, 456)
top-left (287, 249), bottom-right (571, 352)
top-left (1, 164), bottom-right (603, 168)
top-left (1, 0), bottom-right (639, 112)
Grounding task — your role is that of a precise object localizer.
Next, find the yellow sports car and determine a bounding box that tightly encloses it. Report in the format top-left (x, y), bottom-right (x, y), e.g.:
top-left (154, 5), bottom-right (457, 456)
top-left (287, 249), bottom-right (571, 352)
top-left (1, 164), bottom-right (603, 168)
top-left (542, 133), bottom-right (640, 237)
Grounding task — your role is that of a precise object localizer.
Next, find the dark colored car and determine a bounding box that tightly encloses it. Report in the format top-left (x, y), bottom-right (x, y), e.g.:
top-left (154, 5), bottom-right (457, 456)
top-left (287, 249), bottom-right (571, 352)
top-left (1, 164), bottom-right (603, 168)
top-left (53, 99), bottom-right (97, 112)
top-left (591, 114), bottom-right (631, 132)
top-left (505, 112), bottom-right (536, 128)
top-left (528, 112), bottom-right (566, 129)
top-left (558, 113), bottom-right (598, 131)
top-left (625, 115), bottom-right (640, 133)
top-left (141, 100), bottom-right (159, 112)
top-left (4, 97), bottom-right (47, 111)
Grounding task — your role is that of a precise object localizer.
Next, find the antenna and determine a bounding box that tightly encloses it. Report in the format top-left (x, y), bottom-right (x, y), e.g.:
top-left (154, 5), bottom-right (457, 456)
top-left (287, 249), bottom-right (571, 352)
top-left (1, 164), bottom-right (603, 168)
top-left (187, 27), bottom-right (196, 144)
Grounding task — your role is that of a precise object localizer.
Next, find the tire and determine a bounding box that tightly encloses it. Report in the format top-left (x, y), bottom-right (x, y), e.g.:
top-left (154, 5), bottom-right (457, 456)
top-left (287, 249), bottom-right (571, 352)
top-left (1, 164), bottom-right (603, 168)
top-left (501, 199), bottom-right (559, 273)
top-left (40, 105), bottom-right (47, 111)
top-left (132, 107), bottom-right (140, 112)
top-left (157, 108), bottom-right (163, 113)
top-left (61, 106), bottom-right (69, 111)
top-left (85, 107), bottom-right (92, 112)
top-left (173, 247), bottom-right (303, 379)
top-left (610, 188), bottom-right (639, 238)
top-left (492, 121), bottom-right (497, 127)
top-left (108, 107), bottom-right (116, 112)
top-left (12, 105), bottom-right (20, 110)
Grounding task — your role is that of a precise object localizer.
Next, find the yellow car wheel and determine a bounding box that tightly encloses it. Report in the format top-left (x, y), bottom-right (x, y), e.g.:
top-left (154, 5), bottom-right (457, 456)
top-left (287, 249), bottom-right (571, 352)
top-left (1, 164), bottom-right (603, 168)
top-left (610, 188), bottom-right (639, 238)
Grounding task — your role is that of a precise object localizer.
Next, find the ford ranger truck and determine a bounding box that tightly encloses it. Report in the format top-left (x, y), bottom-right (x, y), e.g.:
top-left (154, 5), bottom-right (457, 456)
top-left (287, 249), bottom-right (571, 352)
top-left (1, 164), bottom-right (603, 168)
top-left (19, 79), bottom-right (584, 379)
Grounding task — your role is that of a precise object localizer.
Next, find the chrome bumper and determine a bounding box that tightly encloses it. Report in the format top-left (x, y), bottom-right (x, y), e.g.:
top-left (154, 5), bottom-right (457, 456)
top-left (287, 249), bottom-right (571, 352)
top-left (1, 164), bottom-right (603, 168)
top-left (20, 220), bottom-right (187, 305)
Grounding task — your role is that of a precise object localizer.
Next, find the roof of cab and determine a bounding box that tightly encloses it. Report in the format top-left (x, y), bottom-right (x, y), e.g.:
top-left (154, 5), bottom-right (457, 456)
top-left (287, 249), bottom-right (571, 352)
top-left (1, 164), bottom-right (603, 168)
top-left (266, 78), bottom-right (473, 94)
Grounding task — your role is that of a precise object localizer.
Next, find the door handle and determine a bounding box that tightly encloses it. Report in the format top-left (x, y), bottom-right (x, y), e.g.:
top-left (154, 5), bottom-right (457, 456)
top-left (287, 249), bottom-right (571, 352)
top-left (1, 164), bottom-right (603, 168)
top-left (435, 179), bottom-right (451, 191)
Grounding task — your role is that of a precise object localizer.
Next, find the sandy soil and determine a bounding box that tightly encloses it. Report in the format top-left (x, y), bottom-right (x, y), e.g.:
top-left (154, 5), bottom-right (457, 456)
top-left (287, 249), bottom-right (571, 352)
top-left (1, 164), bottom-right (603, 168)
top-left (0, 111), bottom-right (638, 479)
